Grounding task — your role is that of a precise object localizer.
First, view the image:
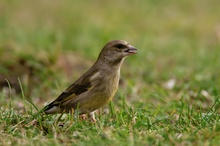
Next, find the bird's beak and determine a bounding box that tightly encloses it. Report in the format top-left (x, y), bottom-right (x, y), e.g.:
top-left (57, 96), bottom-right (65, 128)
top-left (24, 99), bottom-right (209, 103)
top-left (125, 45), bottom-right (138, 55)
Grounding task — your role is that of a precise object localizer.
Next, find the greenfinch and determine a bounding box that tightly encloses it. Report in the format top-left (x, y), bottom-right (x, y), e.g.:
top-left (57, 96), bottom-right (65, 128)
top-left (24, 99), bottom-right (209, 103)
top-left (43, 40), bottom-right (137, 121)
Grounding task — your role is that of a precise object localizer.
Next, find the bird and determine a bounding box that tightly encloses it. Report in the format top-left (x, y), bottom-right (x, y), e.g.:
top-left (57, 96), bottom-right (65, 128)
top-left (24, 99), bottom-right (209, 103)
top-left (43, 40), bottom-right (137, 121)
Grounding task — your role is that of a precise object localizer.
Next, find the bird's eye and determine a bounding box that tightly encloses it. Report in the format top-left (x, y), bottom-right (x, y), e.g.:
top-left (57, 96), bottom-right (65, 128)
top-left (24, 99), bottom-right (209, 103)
top-left (115, 44), bottom-right (126, 49)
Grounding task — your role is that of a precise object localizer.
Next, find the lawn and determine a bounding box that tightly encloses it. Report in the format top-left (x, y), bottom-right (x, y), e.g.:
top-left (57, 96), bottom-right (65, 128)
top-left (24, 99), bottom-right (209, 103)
top-left (0, 0), bottom-right (220, 145)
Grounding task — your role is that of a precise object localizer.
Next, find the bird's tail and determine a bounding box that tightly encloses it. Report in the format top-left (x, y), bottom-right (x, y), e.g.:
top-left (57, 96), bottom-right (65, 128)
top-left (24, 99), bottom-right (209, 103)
top-left (43, 102), bottom-right (62, 114)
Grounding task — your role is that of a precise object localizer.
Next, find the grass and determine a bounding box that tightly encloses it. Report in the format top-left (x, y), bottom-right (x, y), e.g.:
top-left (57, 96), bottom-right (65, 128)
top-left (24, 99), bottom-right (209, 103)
top-left (0, 0), bottom-right (220, 145)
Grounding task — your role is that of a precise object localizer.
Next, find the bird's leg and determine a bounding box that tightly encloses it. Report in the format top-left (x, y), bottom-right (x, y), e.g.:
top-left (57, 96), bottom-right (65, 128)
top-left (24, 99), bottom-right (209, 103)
top-left (80, 114), bottom-right (87, 120)
top-left (88, 111), bottom-right (96, 122)
top-left (74, 110), bottom-right (87, 121)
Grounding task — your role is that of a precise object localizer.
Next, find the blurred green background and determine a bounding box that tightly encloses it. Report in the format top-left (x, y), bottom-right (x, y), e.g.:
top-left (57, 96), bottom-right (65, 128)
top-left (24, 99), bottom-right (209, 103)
top-left (1, 0), bottom-right (220, 112)
top-left (0, 0), bottom-right (220, 145)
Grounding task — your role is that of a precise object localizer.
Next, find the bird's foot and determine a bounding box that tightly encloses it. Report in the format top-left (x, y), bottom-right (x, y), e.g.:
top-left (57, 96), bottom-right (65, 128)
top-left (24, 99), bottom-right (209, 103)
top-left (79, 114), bottom-right (86, 120)
top-left (89, 111), bottom-right (96, 122)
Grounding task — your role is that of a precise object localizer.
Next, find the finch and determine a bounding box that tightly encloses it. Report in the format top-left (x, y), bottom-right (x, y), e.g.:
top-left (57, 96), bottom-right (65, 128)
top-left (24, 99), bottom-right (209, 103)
top-left (43, 40), bottom-right (137, 121)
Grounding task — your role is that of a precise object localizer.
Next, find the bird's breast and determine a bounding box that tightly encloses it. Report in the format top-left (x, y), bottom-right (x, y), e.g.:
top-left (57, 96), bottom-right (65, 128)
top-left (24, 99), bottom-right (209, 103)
top-left (103, 70), bottom-right (120, 99)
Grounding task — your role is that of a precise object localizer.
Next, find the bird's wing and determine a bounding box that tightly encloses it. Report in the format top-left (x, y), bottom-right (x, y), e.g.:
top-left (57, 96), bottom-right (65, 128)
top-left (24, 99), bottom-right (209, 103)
top-left (43, 69), bottom-right (99, 113)
top-left (52, 82), bottom-right (92, 106)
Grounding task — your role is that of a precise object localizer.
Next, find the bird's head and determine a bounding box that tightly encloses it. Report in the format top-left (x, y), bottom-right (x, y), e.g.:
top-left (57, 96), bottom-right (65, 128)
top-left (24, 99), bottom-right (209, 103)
top-left (98, 40), bottom-right (138, 64)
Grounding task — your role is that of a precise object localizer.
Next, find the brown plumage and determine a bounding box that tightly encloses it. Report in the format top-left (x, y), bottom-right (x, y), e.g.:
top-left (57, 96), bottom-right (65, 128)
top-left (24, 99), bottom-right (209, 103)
top-left (43, 40), bottom-right (137, 121)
